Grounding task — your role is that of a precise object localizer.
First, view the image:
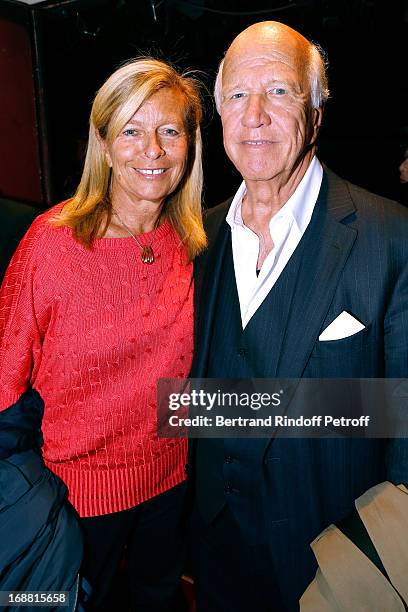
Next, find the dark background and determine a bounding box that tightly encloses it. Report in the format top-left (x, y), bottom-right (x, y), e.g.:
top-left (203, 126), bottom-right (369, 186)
top-left (1, 0), bottom-right (407, 207)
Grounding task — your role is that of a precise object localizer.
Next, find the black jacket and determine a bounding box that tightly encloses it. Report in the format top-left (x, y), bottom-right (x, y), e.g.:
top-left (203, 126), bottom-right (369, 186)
top-left (0, 391), bottom-right (84, 612)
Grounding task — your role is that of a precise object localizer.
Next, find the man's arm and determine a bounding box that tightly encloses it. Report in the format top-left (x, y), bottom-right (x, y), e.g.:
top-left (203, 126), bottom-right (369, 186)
top-left (384, 231), bottom-right (408, 484)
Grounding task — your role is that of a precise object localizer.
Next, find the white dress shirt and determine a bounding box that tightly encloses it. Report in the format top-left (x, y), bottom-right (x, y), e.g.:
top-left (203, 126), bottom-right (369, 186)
top-left (226, 156), bottom-right (323, 329)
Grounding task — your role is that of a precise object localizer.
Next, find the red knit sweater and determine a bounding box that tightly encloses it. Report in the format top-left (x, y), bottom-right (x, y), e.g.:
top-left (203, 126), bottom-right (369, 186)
top-left (0, 205), bottom-right (192, 517)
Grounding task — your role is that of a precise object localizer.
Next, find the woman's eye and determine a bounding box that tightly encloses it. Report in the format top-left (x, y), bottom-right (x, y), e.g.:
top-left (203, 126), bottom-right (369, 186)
top-left (123, 128), bottom-right (140, 136)
top-left (162, 128), bottom-right (179, 136)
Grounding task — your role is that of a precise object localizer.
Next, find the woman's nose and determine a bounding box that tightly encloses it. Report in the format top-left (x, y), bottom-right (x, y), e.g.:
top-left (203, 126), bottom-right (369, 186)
top-left (144, 132), bottom-right (165, 159)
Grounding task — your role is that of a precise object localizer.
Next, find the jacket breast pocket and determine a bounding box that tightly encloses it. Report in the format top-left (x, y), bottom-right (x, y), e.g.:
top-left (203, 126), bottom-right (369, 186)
top-left (305, 323), bottom-right (382, 377)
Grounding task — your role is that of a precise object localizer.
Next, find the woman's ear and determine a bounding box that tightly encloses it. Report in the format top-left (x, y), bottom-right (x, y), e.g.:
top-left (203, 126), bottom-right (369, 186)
top-left (95, 127), bottom-right (112, 167)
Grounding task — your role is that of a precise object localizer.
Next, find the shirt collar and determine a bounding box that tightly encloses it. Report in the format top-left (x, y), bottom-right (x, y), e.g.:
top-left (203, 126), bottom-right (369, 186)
top-left (226, 156), bottom-right (323, 234)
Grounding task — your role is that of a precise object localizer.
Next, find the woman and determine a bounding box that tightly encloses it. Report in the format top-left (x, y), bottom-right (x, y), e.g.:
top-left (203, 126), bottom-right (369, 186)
top-left (0, 58), bottom-right (206, 611)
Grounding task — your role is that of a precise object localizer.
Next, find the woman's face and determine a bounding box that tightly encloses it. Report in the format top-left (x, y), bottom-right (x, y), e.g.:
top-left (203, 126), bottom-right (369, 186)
top-left (399, 152), bottom-right (408, 184)
top-left (105, 88), bottom-right (189, 207)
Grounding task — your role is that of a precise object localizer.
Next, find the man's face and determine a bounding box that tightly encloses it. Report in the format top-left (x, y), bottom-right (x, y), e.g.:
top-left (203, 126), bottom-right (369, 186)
top-left (220, 36), bottom-right (322, 185)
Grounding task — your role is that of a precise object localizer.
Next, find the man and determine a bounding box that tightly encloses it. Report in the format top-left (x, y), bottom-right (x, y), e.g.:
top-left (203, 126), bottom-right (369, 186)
top-left (190, 21), bottom-right (408, 612)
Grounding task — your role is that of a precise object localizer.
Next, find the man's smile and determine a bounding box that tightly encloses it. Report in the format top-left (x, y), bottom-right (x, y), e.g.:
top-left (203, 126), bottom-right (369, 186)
top-left (240, 139), bottom-right (275, 146)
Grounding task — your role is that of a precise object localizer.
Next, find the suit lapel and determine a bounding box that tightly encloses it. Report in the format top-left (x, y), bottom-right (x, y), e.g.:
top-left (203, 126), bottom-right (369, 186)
top-left (276, 169), bottom-right (357, 378)
top-left (259, 169), bottom-right (358, 453)
top-left (192, 202), bottom-right (231, 377)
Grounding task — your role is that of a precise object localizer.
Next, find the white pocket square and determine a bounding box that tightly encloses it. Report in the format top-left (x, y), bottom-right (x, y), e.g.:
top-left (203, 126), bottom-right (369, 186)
top-left (318, 311), bottom-right (365, 341)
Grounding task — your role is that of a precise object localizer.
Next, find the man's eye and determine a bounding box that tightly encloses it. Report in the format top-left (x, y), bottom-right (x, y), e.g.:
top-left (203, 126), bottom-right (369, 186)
top-left (230, 92), bottom-right (246, 100)
top-left (269, 87), bottom-right (287, 95)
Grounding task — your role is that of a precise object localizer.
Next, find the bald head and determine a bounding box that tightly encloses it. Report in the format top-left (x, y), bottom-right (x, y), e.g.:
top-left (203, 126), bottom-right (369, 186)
top-left (227, 21), bottom-right (311, 60)
top-left (214, 21), bottom-right (328, 112)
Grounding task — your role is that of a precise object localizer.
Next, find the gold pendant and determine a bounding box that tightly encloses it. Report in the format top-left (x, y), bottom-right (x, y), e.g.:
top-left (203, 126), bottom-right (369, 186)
top-left (141, 246), bottom-right (154, 264)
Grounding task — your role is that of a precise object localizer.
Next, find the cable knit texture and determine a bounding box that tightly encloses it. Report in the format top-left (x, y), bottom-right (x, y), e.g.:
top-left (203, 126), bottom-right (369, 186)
top-left (0, 204), bottom-right (192, 517)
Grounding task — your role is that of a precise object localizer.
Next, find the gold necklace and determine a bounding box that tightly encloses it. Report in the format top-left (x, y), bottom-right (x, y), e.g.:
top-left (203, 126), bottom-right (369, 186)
top-left (112, 209), bottom-right (160, 264)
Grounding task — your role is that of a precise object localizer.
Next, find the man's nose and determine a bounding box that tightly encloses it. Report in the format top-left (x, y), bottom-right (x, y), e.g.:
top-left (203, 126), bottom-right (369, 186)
top-left (242, 94), bottom-right (271, 128)
top-left (144, 132), bottom-right (165, 159)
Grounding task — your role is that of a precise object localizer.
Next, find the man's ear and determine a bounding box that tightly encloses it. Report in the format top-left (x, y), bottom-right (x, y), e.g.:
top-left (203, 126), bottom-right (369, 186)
top-left (310, 106), bottom-right (323, 143)
top-left (95, 127), bottom-right (112, 167)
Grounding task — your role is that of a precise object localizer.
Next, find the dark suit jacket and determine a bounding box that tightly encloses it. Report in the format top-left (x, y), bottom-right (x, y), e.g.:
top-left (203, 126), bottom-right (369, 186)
top-left (191, 166), bottom-right (408, 608)
top-left (0, 198), bottom-right (40, 283)
top-left (0, 391), bottom-right (84, 612)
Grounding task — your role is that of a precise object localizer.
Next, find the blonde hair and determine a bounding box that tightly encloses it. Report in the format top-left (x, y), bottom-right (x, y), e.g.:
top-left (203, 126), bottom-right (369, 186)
top-left (54, 58), bottom-right (207, 260)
